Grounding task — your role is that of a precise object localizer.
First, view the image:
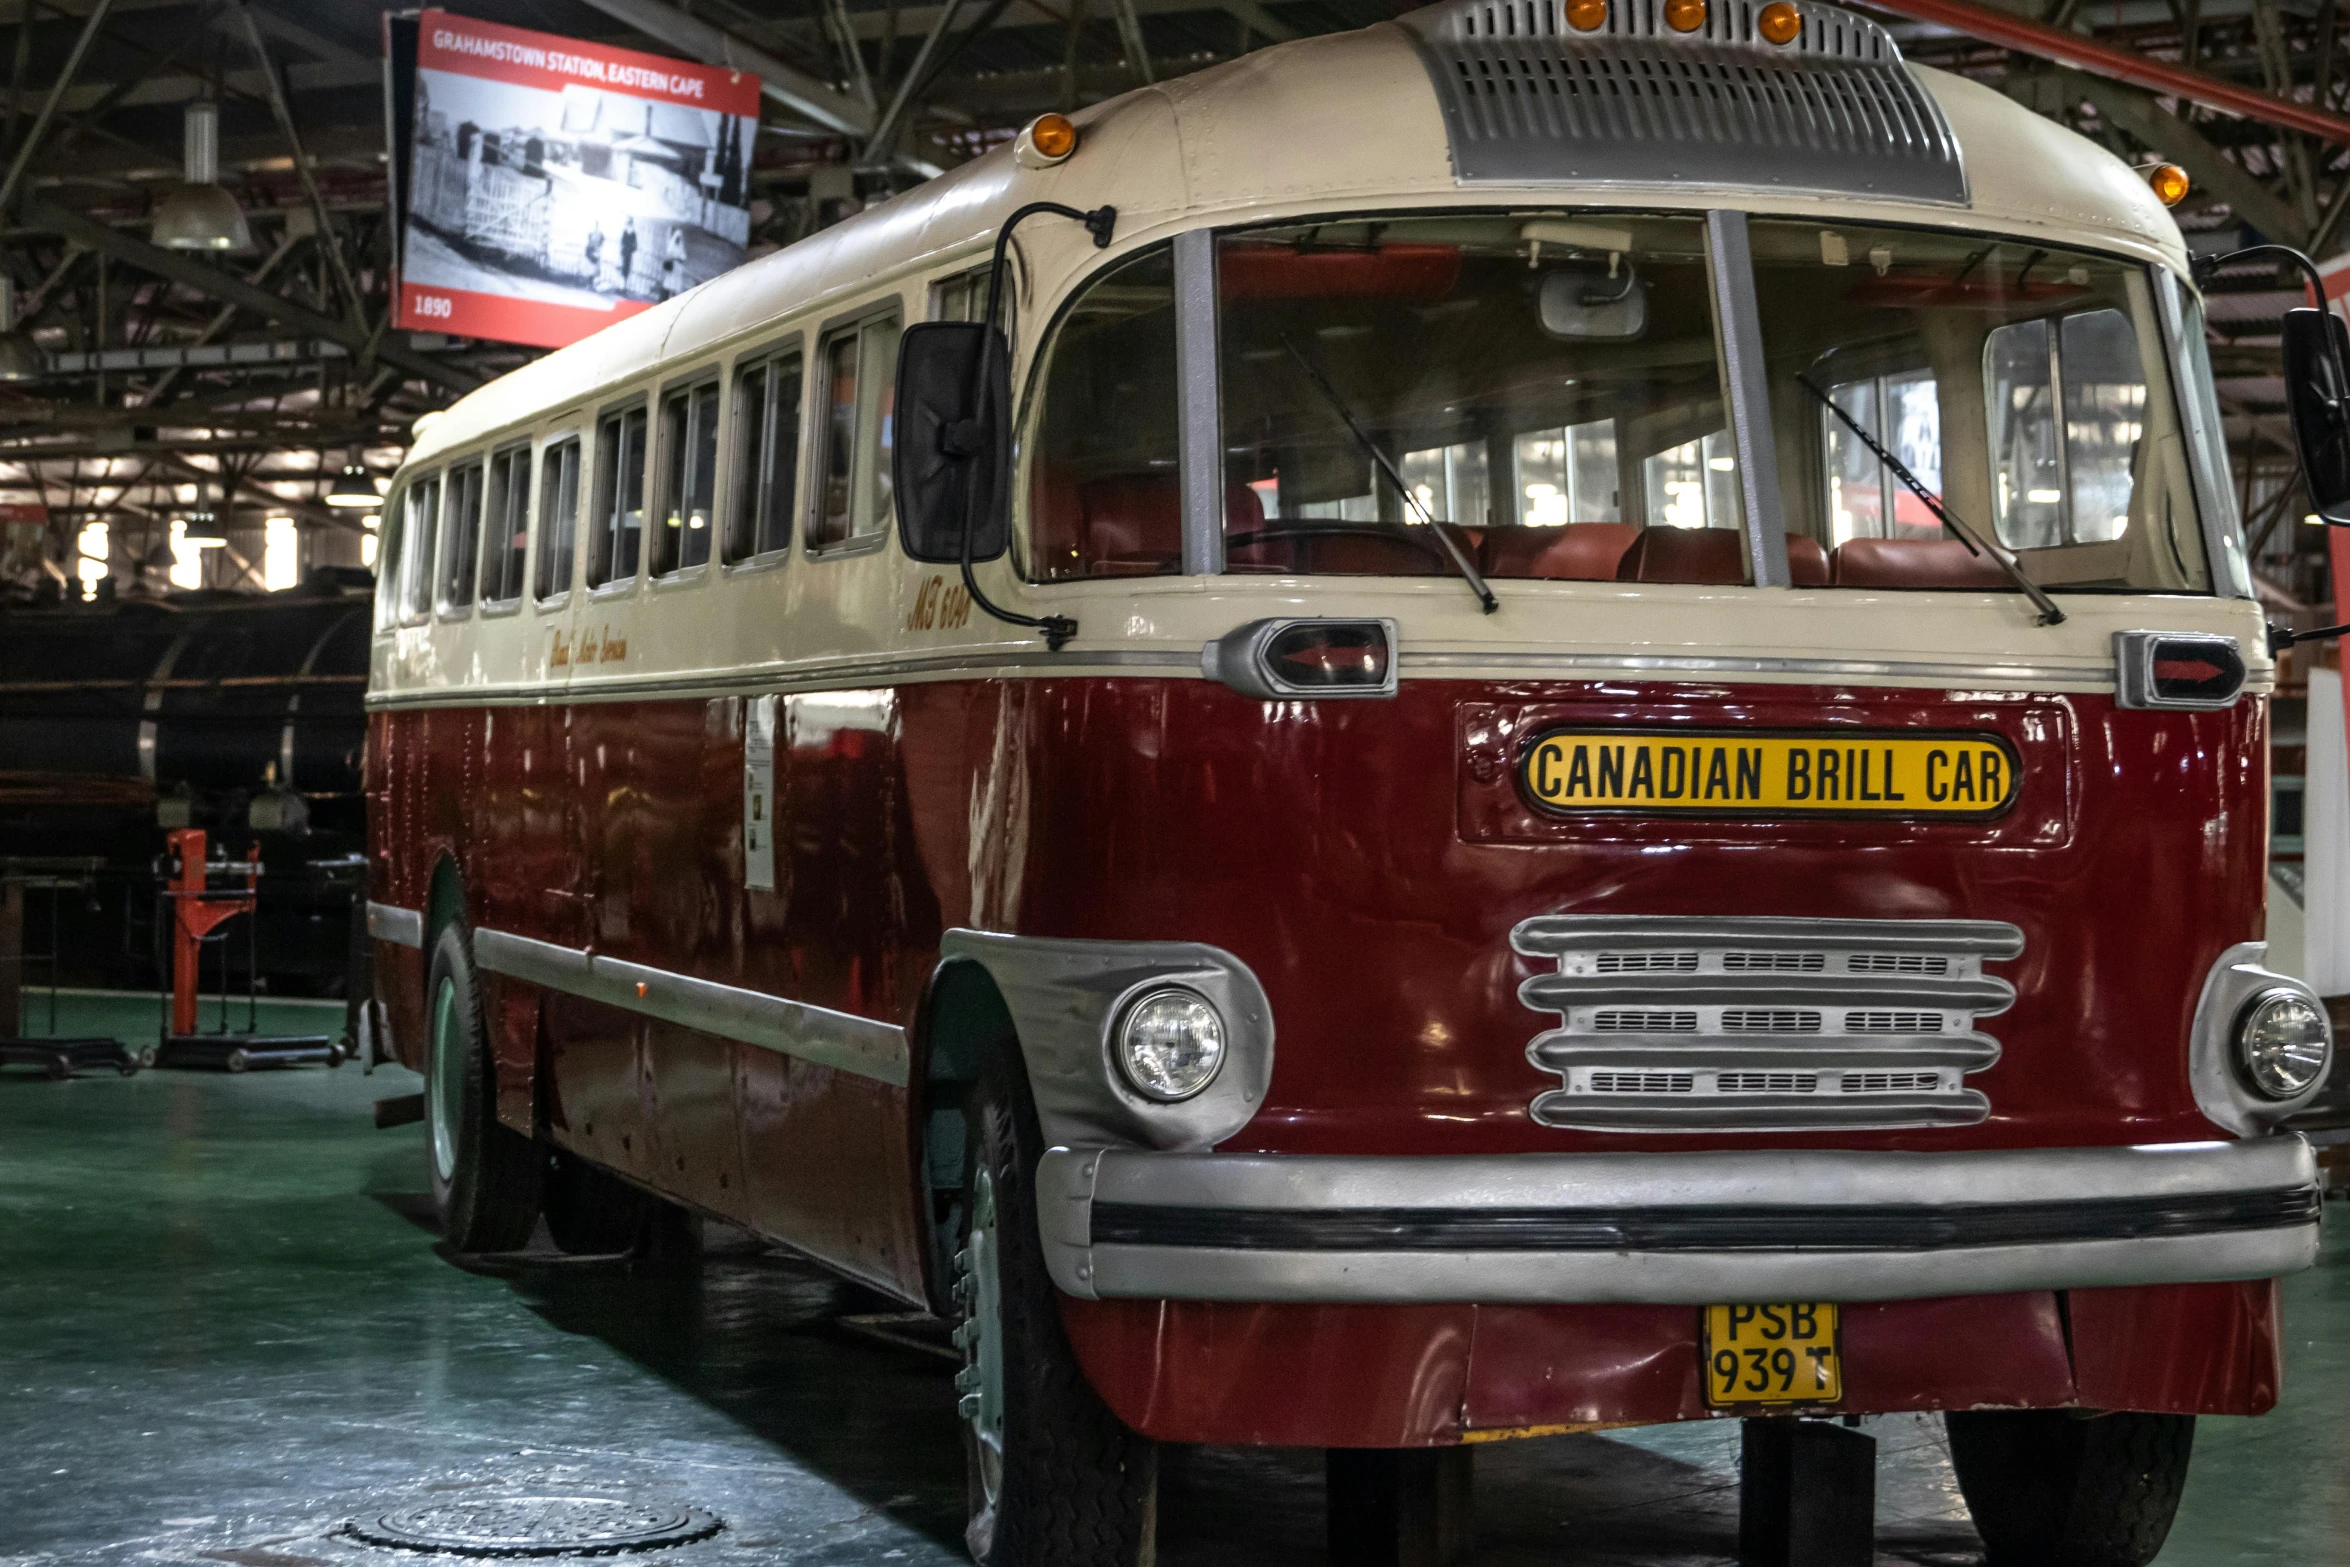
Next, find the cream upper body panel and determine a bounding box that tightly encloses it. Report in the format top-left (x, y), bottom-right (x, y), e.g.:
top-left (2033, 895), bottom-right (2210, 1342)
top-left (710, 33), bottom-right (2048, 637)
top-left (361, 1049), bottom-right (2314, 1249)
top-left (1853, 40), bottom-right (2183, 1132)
top-left (376, 18), bottom-right (2256, 709)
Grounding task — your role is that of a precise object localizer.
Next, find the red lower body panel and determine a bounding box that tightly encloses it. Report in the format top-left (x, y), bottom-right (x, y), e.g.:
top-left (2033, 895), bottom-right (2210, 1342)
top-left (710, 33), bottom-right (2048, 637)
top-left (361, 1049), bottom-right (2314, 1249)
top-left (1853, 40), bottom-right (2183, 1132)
top-left (1059, 1282), bottom-right (2278, 1445)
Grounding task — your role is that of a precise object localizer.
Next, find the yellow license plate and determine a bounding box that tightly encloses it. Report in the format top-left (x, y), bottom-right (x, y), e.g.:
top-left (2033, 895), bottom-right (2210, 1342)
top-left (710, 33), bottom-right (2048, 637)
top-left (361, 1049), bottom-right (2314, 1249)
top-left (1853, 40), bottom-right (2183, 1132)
top-left (1703, 1303), bottom-right (1843, 1406)
top-left (1520, 730), bottom-right (2017, 819)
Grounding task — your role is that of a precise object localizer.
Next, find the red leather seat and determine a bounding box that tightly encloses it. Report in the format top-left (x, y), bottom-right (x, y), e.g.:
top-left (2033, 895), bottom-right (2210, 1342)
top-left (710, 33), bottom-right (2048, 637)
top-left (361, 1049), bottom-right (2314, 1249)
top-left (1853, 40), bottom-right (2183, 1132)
top-left (1480, 523), bottom-right (1639, 580)
top-left (1615, 526), bottom-right (1746, 584)
top-left (1306, 532), bottom-right (1448, 574)
top-left (1786, 534), bottom-right (1831, 586)
top-left (1832, 536), bottom-right (2011, 590)
top-left (1074, 475), bottom-right (1182, 575)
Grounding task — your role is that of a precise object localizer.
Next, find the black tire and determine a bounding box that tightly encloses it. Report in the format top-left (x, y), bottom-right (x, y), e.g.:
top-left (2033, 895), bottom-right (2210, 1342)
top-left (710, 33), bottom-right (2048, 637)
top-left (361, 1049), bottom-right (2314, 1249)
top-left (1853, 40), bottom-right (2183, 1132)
top-left (955, 1047), bottom-right (1156, 1567)
top-left (1946, 1409), bottom-right (2195, 1567)
top-left (424, 922), bottom-right (541, 1253)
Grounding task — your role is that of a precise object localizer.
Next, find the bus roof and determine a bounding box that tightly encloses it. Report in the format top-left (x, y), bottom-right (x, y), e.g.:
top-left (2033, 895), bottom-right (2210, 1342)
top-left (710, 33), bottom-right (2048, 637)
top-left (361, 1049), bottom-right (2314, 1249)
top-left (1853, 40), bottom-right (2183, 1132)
top-left (405, 3), bottom-right (2186, 472)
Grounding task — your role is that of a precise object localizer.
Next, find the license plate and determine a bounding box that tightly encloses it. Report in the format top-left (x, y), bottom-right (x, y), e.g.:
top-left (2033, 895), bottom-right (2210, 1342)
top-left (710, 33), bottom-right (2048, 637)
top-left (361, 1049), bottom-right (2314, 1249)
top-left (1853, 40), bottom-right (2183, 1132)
top-left (1703, 1303), bottom-right (1842, 1406)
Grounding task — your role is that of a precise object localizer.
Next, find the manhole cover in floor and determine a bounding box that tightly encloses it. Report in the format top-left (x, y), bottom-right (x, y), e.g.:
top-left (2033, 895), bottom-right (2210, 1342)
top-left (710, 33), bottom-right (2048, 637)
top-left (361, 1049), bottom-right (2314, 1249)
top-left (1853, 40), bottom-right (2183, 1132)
top-left (347, 1497), bottom-right (723, 1557)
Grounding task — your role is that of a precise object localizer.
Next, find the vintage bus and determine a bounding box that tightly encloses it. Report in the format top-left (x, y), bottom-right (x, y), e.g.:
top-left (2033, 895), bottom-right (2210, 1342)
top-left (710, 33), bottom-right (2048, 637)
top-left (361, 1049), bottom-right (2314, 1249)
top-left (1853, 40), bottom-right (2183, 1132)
top-left (364, 0), bottom-right (2346, 1560)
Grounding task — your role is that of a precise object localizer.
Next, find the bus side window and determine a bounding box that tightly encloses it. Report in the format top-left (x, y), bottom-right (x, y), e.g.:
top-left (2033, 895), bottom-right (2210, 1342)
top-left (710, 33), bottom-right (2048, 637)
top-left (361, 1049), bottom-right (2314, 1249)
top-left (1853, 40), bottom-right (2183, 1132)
top-left (535, 438), bottom-right (581, 603)
top-left (373, 488), bottom-right (405, 632)
top-left (400, 473), bottom-right (441, 623)
top-left (654, 378), bottom-right (721, 576)
top-left (480, 443), bottom-right (532, 606)
top-left (808, 307), bottom-right (901, 552)
top-left (931, 264), bottom-right (1016, 339)
top-left (588, 402), bottom-right (648, 588)
top-left (728, 347), bottom-right (803, 561)
top-left (439, 459), bottom-right (485, 615)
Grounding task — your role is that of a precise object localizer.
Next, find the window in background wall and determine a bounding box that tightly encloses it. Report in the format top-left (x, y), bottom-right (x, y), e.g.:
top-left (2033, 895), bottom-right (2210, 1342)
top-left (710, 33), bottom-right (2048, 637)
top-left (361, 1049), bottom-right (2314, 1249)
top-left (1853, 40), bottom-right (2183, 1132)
top-left (439, 460), bottom-right (485, 611)
top-left (653, 379), bottom-right (721, 575)
top-left (480, 443), bottom-right (532, 605)
top-left (587, 405), bottom-right (647, 588)
top-left (264, 516), bottom-right (297, 590)
top-left (728, 348), bottom-right (803, 561)
top-left (75, 521), bottom-right (106, 598)
top-left (1514, 421), bottom-right (1620, 525)
top-left (1822, 371), bottom-right (1942, 545)
top-left (535, 439), bottom-right (580, 602)
top-left (1643, 431), bottom-right (1741, 529)
top-left (400, 473), bottom-right (441, 620)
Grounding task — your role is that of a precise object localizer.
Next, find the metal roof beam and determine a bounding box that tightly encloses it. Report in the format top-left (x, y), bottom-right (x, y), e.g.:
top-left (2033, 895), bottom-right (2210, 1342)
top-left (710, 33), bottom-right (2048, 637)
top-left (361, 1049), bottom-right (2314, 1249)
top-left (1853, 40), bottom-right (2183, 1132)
top-left (570, 0), bottom-right (876, 137)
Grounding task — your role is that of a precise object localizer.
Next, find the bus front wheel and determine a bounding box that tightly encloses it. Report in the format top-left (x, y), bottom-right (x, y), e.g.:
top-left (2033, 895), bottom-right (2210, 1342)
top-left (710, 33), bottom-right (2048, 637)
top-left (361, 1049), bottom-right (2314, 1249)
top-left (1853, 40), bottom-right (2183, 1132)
top-left (1945, 1408), bottom-right (2194, 1567)
top-left (423, 923), bottom-right (542, 1254)
top-left (954, 1048), bottom-right (1156, 1567)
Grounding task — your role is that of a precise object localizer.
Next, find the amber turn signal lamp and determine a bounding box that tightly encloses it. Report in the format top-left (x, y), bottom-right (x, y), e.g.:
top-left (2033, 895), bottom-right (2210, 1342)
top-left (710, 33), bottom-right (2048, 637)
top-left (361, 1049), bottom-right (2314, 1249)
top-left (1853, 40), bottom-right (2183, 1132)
top-left (1663, 0), bottom-right (1707, 32)
top-left (1564, 0), bottom-right (1608, 29)
top-left (2146, 163), bottom-right (2190, 207)
top-left (1757, 1), bottom-right (1801, 43)
top-left (1016, 113), bottom-right (1080, 169)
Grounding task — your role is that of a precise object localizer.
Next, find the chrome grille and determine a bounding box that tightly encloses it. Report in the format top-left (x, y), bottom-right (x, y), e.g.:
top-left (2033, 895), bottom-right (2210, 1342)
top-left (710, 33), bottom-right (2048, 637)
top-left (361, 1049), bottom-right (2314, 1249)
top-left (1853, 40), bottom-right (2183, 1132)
top-left (1513, 914), bottom-right (2022, 1132)
top-left (1397, 0), bottom-right (1968, 203)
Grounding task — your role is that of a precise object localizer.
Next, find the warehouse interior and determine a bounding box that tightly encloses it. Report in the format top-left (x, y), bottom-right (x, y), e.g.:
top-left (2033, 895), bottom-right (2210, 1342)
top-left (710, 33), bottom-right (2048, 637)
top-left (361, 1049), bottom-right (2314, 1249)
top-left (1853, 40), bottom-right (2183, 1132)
top-left (4, 0), bottom-right (2350, 1563)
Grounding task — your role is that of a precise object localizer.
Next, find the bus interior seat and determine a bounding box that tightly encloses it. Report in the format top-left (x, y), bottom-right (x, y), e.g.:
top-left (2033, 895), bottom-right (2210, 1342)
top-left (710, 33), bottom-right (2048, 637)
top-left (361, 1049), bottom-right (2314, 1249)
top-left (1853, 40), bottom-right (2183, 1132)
top-left (1478, 523), bottom-right (1639, 580)
top-left (1615, 527), bottom-right (1834, 586)
top-left (1786, 534), bottom-right (1831, 586)
top-left (1071, 475), bottom-right (1184, 575)
top-left (1832, 536), bottom-right (2011, 590)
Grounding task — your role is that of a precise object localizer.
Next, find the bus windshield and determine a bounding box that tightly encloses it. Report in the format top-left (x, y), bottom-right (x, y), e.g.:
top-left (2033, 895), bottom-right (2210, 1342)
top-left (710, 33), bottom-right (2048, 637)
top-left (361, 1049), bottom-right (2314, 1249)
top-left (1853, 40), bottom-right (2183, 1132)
top-left (1021, 211), bottom-right (2211, 594)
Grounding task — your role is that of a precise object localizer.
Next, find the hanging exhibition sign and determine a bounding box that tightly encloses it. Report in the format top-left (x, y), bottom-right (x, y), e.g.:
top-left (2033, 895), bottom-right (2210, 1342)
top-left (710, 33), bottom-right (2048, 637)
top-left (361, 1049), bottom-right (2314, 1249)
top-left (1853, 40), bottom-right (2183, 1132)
top-left (392, 9), bottom-right (760, 350)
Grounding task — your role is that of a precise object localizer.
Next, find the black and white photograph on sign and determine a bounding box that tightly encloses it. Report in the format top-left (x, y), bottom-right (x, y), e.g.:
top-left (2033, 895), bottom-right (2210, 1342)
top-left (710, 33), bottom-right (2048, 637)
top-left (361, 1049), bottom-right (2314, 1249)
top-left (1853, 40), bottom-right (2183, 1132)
top-left (401, 65), bottom-right (756, 345)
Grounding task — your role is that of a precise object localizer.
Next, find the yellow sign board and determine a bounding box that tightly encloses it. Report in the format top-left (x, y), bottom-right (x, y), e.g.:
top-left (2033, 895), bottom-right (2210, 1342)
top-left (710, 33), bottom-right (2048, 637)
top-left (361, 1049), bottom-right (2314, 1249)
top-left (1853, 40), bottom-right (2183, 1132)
top-left (1519, 730), bottom-right (2017, 817)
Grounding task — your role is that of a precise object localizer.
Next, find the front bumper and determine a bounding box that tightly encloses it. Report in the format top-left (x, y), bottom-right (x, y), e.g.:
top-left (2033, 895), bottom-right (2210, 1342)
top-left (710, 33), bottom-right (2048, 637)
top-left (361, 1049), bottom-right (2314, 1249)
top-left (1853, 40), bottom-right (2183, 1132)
top-left (1037, 1137), bottom-right (2321, 1304)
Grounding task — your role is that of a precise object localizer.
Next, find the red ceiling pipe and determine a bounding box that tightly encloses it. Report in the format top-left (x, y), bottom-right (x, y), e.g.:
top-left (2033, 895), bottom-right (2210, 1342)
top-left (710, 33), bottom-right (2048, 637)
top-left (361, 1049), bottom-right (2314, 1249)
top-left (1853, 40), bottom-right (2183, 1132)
top-left (1861, 0), bottom-right (2350, 146)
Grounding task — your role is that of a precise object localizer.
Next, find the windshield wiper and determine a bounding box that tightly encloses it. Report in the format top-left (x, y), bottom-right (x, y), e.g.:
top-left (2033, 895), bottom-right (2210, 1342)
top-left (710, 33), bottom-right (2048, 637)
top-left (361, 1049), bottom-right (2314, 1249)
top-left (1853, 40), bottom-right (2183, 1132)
top-left (1280, 336), bottom-right (1498, 614)
top-left (1797, 373), bottom-right (2064, 627)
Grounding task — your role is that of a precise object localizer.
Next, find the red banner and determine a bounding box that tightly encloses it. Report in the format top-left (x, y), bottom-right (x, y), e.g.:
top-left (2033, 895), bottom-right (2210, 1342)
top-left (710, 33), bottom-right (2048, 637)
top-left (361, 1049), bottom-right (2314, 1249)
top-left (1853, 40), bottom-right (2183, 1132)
top-left (397, 9), bottom-right (760, 350)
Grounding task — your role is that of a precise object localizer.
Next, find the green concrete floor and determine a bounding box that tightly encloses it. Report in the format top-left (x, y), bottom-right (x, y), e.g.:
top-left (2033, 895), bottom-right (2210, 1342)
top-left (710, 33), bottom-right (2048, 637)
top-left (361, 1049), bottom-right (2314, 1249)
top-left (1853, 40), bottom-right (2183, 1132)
top-left (3, 991), bottom-right (2346, 1565)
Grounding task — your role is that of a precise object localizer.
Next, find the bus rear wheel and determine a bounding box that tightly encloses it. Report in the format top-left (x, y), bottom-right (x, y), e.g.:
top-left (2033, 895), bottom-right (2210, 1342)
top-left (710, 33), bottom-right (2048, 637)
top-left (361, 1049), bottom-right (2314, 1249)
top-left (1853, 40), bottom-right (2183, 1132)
top-left (424, 923), bottom-right (541, 1254)
top-left (1945, 1408), bottom-right (2194, 1567)
top-left (955, 1049), bottom-right (1156, 1567)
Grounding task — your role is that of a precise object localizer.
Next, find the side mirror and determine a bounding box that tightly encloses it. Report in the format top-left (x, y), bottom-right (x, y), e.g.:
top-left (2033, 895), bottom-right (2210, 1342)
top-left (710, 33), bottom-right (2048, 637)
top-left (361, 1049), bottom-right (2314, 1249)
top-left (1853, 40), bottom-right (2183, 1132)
top-left (894, 321), bottom-right (1012, 564)
top-left (2283, 306), bottom-right (2350, 526)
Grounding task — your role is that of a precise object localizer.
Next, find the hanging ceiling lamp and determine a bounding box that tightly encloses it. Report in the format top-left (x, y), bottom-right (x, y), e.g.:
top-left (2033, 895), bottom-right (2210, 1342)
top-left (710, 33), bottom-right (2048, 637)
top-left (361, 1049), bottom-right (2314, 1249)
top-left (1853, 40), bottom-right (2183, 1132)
top-left (326, 460), bottom-right (377, 508)
top-left (0, 276), bottom-right (43, 381)
top-left (152, 101), bottom-right (253, 252)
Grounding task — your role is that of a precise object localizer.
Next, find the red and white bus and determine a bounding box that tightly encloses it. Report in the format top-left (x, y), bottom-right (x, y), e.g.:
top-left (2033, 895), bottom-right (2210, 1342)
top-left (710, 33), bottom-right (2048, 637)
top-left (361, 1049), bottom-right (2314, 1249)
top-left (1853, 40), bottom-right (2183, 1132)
top-left (365, 1), bottom-right (2349, 1559)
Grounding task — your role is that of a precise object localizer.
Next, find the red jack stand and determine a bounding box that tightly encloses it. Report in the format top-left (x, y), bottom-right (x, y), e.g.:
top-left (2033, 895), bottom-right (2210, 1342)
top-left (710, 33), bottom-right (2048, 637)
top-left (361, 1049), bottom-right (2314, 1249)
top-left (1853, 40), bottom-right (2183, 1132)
top-left (151, 828), bottom-right (342, 1072)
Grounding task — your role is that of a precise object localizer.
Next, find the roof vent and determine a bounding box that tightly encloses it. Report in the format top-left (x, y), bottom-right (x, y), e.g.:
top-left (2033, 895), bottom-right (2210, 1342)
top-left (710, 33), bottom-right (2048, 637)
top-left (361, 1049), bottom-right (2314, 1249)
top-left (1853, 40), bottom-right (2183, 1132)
top-left (1396, 0), bottom-right (1968, 204)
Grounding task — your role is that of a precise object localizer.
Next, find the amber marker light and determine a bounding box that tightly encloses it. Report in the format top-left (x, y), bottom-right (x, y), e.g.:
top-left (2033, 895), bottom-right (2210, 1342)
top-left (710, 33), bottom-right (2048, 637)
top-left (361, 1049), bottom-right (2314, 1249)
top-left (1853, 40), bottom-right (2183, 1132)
top-left (1564, 0), bottom-right (1607, 29)
top-left (1663, 0), bottom-right (1707, 31)
top-left (2146, 163), bottom-right (2190, 207)
top-left (1015, 112), bottom-right (1080, 169)
top-left (1757, 1), bottom-right (1801, 43)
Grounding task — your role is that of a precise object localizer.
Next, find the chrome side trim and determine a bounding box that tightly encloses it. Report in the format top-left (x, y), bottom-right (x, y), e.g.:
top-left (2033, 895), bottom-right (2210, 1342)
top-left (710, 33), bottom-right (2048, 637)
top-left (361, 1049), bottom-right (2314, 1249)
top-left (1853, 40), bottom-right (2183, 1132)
top-left (1511, 912), bottom-right (2022, 1132)
top-left (2190, 941), bottom-right (2332, 1134)
top-left (472, 927), bottom-right (908, 1086)
top-left (939, 929), bottom-right (1275, 1151)
top-left (1707, 211), bottom-right (1791, 590)
top-left (366, 901), bottom-right (424, 949)
top-left (364, 648), bottom-right (2135, 712)
top-left (1036, 1138), bottom-right (2320, 1304)
top-left (1173, 227), bottom-right (1226, 578)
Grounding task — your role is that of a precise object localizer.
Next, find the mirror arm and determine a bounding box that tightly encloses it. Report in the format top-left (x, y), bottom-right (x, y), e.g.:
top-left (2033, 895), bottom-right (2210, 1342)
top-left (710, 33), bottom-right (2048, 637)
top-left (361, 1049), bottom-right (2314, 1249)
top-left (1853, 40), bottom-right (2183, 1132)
top-left (949, 200), bottom-right (1117, 652)
top-left (2271, 620), bottom-right (2350, 654)
top-left (2197, 243), bottom-right (2350, 404)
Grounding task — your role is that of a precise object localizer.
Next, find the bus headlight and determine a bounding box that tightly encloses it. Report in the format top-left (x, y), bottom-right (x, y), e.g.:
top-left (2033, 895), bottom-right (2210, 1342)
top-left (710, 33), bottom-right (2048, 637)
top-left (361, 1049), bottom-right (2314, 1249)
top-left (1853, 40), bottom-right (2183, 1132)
top-left (2236, 989), bottom-right (2333, 1100)
top-left (1115, 988), bottom-right (1227, 1102)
